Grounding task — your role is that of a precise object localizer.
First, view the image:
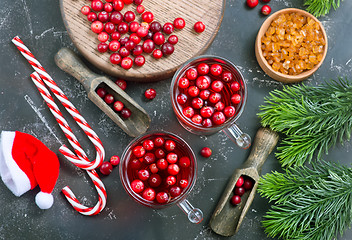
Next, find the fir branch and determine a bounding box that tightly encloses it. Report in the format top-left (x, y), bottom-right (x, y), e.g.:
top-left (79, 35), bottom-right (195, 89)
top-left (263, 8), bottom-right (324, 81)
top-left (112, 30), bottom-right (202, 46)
top-left (258, 78), bottom-right (352, 167)
top-left (258, 161), bottom-right (352, 240)
top-left (304, 0), bottom-right (343, 18)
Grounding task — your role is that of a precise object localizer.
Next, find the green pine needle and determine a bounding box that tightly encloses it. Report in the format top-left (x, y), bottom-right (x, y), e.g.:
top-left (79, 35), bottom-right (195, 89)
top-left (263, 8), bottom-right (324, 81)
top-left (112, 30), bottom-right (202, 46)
top-left (258, 78), bottom-right (352, 167)
top-left (304, 0), bottom-right (343, 18)
top-left (258, 161), bottom-right (352, 240)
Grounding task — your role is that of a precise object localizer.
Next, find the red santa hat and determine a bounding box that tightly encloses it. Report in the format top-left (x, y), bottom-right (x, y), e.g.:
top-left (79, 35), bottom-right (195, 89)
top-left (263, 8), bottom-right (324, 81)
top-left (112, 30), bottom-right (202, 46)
top-left (0, 131), bottom-right (60, 209)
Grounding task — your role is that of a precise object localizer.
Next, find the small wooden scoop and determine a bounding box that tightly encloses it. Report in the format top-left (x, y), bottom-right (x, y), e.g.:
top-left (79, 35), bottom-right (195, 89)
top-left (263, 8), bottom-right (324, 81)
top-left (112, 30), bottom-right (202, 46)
top-left (209, 127), bottom-right (279, 236)
top-left (54, 48), bottom-right (151, 137)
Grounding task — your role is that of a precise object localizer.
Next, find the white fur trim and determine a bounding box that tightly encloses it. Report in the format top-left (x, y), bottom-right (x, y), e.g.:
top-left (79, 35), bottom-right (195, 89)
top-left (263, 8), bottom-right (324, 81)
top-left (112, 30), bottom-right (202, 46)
top-left (35, 191), bottom-right (54, 209)
top-left (0, 131), bottom-right (31, 196)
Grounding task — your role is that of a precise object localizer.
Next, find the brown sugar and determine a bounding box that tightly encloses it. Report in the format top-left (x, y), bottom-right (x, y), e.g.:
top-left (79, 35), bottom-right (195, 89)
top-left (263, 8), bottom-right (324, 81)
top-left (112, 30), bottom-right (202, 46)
top-left (261, 12), bottom-right (326, 75)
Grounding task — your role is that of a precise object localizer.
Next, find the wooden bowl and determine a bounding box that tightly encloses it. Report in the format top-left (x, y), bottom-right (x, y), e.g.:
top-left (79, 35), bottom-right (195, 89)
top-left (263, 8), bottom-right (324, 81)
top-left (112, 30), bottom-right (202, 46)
top-left (255, 8), bottom-right (328, 83)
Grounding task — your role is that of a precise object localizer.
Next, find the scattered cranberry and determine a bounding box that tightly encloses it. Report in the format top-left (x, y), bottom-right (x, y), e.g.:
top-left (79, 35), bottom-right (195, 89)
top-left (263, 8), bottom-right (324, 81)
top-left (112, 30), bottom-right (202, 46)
top-left (98, 11), bottom-right (109, 23)
top-left (117, 22), bottom-right (129, 34)
top-left (124, 11), bottom-right (135, 22)
top-left (246, 0), bottom-right (259, 8)
top-left (142, 39), bottom-right (155, 53)
top-left (113, 101), bottom-right (124, 111)
top-left (110, 11), bottom-right (123, 24)
top-left (113, 0), bottom-right (124, 11)
top-left (131, 179), bottom-right (144, 193)
top-left (97, 42), bottom-right (108, 53)
top-left (136, 4), bottom-right (145, 14)
top-left (150, 22), bottom-right (162, 33)
top-left (104, 2), bottom-right (113, 12)
top-left (142, 188), bottom-right (156, 201)
top-left (109, 40), bottom-right (120, 52)
top-left (134, 55), bottom-right (146, 66)
top-left (163, 22), bottom-right (174, 34)
top-left (115, 79), bottom-right (127, 90)
top-left (194, 21), bottom-right (205, 33)
top-left (156, 192), bottom-right (169, 204)
top-left (230, 195), bottom-right (241, 206)
top-left (173, 17), bottom-right (186, 29)
top-left (153, 32), bottom-right (165, 45)
top-left (141, 11), bottom-right (154, 23)
top-left (261, 5), bottom-right (271, 15)
top-left (111, 31), bottom-right (121, 40)
top-left (100, 161), bottom-right (113, 175)
top-left (236, 176), bottom-right (244, 187)
top-left (200, 147), bottom-right (212, 158)
top-left (129, 21), bottom-right (140, 33)
top-left (161, 42), bottom-right (174, 55)
top-left (132, 45), bottom-right (143, 56)
top-left (105, 22), bottom-right (116, 34)
top-left (123, 0), bottom-right (134, 4)
top-left (110, 53), bottom-right (121, 64)
top-left (144, 88), bottom-right (156, 100)
top-left (96, 87), bottom-right (107, 98)
top-left (110, 155), bottom-right (120, 166)
top-left (168, 35), bottom-right (178, 45)
top-left (87, 12), bottom-right (97, 22)
top-left (91, 0), bottom-right (104, 11)
top-left (121, 57), bottom-right (133, 69)
top-left (104, 94), bottom-right (114, 104)
top-left (91, 21), bottom-right (104, 34)
top-left (81, 6), bottom-right (91, 15)
top-left (134, 0), bottom-right (143, 4)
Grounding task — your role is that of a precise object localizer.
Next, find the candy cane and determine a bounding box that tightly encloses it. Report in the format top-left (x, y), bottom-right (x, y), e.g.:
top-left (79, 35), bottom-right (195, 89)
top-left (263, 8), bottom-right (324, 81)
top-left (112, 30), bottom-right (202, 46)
top-left (12, 36), bottom-right (107, 216)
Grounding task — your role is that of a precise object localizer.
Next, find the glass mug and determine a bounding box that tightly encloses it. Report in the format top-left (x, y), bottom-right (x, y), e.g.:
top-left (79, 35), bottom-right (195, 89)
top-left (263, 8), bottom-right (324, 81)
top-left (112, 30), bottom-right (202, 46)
top-left (119, 131), bottom-right (203, 224)
top-left (170, 55), bottom-right (251, 149)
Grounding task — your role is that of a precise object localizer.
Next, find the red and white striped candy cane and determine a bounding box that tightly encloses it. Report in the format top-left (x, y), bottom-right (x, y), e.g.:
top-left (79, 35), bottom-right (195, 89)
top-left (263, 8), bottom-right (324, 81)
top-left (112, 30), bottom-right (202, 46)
top-left (12, 36), bottom-right (104, 171)
top-left (31, 71), bottom-right (107, 215)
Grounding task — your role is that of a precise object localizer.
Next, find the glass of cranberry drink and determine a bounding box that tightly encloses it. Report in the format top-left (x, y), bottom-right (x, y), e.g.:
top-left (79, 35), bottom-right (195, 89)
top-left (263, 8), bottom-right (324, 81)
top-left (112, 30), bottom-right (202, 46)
top-left (119, 131), bottom-right (203, 224)
top-left (170, 56), bottom-right (251, 149)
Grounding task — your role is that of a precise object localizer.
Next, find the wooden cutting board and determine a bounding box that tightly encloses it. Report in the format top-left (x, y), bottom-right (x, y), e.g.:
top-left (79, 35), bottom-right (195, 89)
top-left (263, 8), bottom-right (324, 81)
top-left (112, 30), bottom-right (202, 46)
top-left (59, 0), bottom-right (225, 82)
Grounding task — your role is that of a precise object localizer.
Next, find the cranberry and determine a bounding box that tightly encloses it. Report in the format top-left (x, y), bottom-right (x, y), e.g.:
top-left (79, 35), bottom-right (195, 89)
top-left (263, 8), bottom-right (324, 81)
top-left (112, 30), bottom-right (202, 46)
top-left (121, 57), bottom-right (133, 69)
top-left (214, 101), bottom-right (225, 111)
top-left (125, 40), bottom-right (136, 51)
top-left (124, 11), bottom-right (135, 22)
top-left (134, 0), bottom-right (143, 5)
top-left (183, 106), bottom-right (194, 118)
top-left (132, 45), bottom-right (143, 56)
top-left (110, 155), bottom-right (120, 166)
top-left (186, 68), bottom-right (198, 80)
top-left (141, 11), bottom-right (154, 23)
top-left (113, 101), bottom-right (124, 112)
top-left (196, 76), bottom-right (211, 89)
top-left (177, 157), bottom-right (190, 169)
top-left (144, 152), bottom-right (156, 164)
top-left (111, 31), bottom-right (121, 40)
top-left (100, 161), bottom-right (113, 175)
top-left (173, 17), bottom-right (186, 29)
top-left (177, 93), bottom-right (187, 105)
top-left (134, 55), bottom-right (145, 67)
top-left (210, 64), bottom-right (223, 76)
top-left (200, 147), bottom-right (212, 158)
top-left (192, 115), bottom-right (203, 124)
top-left (156, 158), bottom-right (168, 170)
top-left (178, 77), bottom-right (190, 89)
top-left (113, 0), bottom-right (124, 11)
top-left (222, 71), bottom-right (233, 82)
top-left (155, 148), bottom-right (165, 158)
top-left (142, 39), bottom-right (155, 53)
top-left (97, 42), bottom-right (108, 53)
top-left (243, 178), bottom-right (254, 190)
top-left (153, 32), bottom-right (165, 45)
top-left (110, 11), bottom-right (123, 25)
top-left (166, 152), bottom-right (178, 164)
top-left (142, 188), bottom-right (156, 201)
top-left (188, 86), bottom-right (200, 97)
top-left (231, 82), bottom-right (241, 91)
top-left (117, 22), bottom-right (129, 34)
top-left (197, 63), bottom-right (210, 75)
top-left (148, 174), bottom-right (162, 187)
top-left (144, 88), bottom-right (156, 100)
top-left (142, 139), bottom-right (154, 151)
top-left (230, 195), bottom-right (241, 206)
top-left (136, 4), bottom-right (145, 14)
top-left (144, 31), bottom-right (153, 40)
top-left (130, 158), bottom-right (142, 169)
top-left (162, 22), bottom-right (174, 34)
top-left (156, 192), bottom-right (169, 204)
top-left (191, 97), bottom-right (204, 109)
top-left (149, 163), bottom-right (159, 174)
top-left (234, 187), bottom-right (245, 196)
top-left (121, 108), bottom-right (132, 118)
top-left (149, 22), bottom-right (161, 33)
top-left (231, 94), bottom-right (242, 104)
top-left (130, 33), bottom-right (141, 44)
top-left (105, 22), bottom-right (116, 34)
top-left (236, 176), bottom-right (244, 187)
top-left (246, 0), bottom-right (259, 8)
top-left (224, 106), bottom-right (236, 118)
top-left (170, 186), bottom-right (181, 197)
top-left (154, 137), bottom-right (165, 147)
top-left (199, 90), bottom-right (210, 100)
top-left (211, 80), bottom-right (224, 92)
top-left (161, 42), bottom-right (174, 55)
top-left (179, 179), bottom-right (188, 188)
top-left (165, 140), bottom-right (176, 151)
top-left (200, 106), bottom-right (214, 118)
top-left (166, 175), bottom-right (176, 186)
top-left (81, 6), bottom-right (91, 15)
top-left (115, 79), bottom-right (127, 90)
top-left (138, 169), bottom-right (150, 181)
top-left (91, 0), bottom-right (104, 11)
top-left (212, 112), bottom-right (226, 125)
top-left (96, 87), bottom-right (107, 98)
top-left (91, 21), bottom-right (104, 34)
top-left (168, 35), bottom-right (178, 45)
top-left (261, 5), bottom-right (271, 15)
top-left (202, 118), bottom-right (212, 128)
top-left (129, 21), bottom-right (140, 33)
top-left (131, 179), bottom-right (144, 193)
top-left (123, 0), bottom-right (134, 4)
top-left (104, 94), bottom-right (114, 104)
top-left (104, 2), bottom-right (113, 12)
top-left (194, 21), bottom-right (205, 33)
top-left (98, 11), bottom-right (109, 23)
top-left (140, 22), bottom-right (150, 30)
top-left (133, 145), bottom-right (146, 157)
top-left (167, 164), bottom-right (180, 175)
top-left (209, 92), bottom-right (221, 104)
top-left (87, 12), bottom-right (97, 22)
top-left (109, 40), bottom-right (121, 52)
top-left (110, 53), bottom-right (122, 64)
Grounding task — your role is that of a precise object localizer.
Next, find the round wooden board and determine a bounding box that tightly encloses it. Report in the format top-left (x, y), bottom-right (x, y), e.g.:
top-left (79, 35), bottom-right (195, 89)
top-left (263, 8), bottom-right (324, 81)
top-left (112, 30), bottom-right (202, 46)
top-left (59, 0), bottom-right (225, 82)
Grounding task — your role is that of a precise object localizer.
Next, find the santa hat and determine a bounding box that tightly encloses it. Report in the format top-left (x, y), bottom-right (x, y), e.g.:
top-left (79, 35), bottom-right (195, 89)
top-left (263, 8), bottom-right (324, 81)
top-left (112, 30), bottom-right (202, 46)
top-left (0, 131), bottom-right (60, 209)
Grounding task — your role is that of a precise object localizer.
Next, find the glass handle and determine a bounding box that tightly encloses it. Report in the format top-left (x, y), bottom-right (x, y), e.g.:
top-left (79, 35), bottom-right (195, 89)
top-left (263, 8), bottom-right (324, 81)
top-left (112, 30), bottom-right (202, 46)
top-left (177, 199), bottom-right (203, 224)
top-left (223, 124), bottom-right (251, 149)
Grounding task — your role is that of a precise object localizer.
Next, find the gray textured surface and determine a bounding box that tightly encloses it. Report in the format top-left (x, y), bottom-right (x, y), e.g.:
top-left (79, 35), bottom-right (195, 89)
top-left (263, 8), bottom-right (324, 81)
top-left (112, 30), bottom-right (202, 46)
top-left (0, 0), bottom-right (351, 239)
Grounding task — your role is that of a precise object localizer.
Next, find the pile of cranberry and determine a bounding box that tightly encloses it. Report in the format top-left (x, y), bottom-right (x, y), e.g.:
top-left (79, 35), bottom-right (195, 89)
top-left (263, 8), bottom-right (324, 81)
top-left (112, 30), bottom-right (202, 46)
top-left (128, 136), bottom-right (192, 204)
top-left (81, 0), bottom-right (205, 70)
top-left (230, 175), bottom-right (254, 206)
top-left (176, 63), bottom-right (242, 127)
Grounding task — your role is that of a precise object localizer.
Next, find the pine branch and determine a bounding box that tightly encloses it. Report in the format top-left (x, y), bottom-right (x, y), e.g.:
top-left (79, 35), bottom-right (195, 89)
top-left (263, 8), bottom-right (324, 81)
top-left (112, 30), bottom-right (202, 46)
top-left (304, 0), bottom-right (343, 18)
top-left (258, 78), bottom-right (352, 167)
top-left (258, 161), bottom-right (352, 240)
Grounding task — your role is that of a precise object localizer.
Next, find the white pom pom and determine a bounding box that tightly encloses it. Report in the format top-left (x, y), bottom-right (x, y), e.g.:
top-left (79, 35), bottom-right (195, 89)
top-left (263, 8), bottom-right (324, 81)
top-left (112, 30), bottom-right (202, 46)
top-left (35, 191), bottom-right (54, 209)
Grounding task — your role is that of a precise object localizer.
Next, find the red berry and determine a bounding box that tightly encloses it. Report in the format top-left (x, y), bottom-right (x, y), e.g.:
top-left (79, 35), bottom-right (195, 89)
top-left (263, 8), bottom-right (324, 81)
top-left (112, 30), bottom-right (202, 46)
top-left (136, 4), bottom-right (145, 14)
top-left (142, 188), bottom-right (155, 201)
top-left (156, 192), bottom-right (169, 204)
top-left (234, 187), bottom-right (245, 196)
top-left (196, 76), bottom-right (211, 89)
top-left (117, 22), bottom-right (129, 34)
top-left (200, 106), bottom-right (214, 118)
top-left (155, 148), bottom-right (165, 158)
top-left (166, 152), bottom-right (178, 164)
top-left (110, 53), bottom-right (122, 64)
top-left (177, 93), bottom-right (187, 105)
top-left (131, 179), bottom-right (144, 193)
top-left (188, 86), bottom-right (200, 97)
top-left (110, 11), bottom-right (123, 25)
top-left (173, 17), bottom-right (186, 29)
top-left (100, 162), bottom-right (113, 175)
top-left (261, 5), bottom-right (271, 15)
top-left (119, 47), bottom-right (130, 58)
top-left (133, 145), bottom-right (146, 157)
top-left (208, 92), bottom-right (221, 104)
top-left (109, 40), bottom-right (121, 52)
top-left (191, 97), bottom-right (204, 109)
top-left (170, 186), bottom-right (181, 197)
top-left (231, 81), bottom-right (241, 92)
top-left (153, 32), bottom-right (165, 45)
top-left (98, 11), bottom-right (109, 23)
top-left (152, 49), bottom-right (163, 59)
top-left (150, 21), bottom-right (162, 33)
top-left (179, 156), bottom-right (191, 168)
top-left (129, 21), bottom-right (140, 33)
top-left (121, 57), bottom-right (133, 69)
top-left (111, 31), bottom-right (121, 40)
top-left (194, 21), bottom-right (205, 33)
top-left (96, 87), bottom-right (107, 98)
top-left (105, 22), bottom-right (116, 34)
top-left (144, 88), bottom-right (156, 100)
top-left (156, 158), bottom-right (168, 170)
top-left (140, 21), bottom-right (150, 30)
top-left (231, 94), bottom-right (242, 104)
top-left (224, 106), bottom-right (236, 118)
top-left (161, 42), bottom-right (174, 55)
top-left (243, 178), bottom-right (254, 190)
top-left (167, 164), bottom-right (180, 175)
top-left (124, 11), bottom-right (135, 22)
top-left (149, 163), bottom-right (159, 174)
top-left (154, 137), bottom-right (165, 147)
top-left (200, 147), bottom-right (212, 158)
top-left (162, 22), bottom-right (174, 34)
top-left (168, 35), bottom-right (178, 45)
top-left (165, 140), bottom-right (176, 151)
top-left (113, 101), bottom-right (124, 112)
top-left (121, 108), bottom-right (132, 118)
top-left (236, 176), bottom-right (244, 187)
top-left (143, 152), bottom-right (156, 164)
top-left (122, 0), bottom-right (134, 4)
top-left (202, 118), bottom-right (212, 128)
top-left (113, 0), bottom-right (124, 11)
top-left (212, 112), bottom-right (226, 125)
top-left (210, 64), bottom-right (223, 76)
top-left (179, 179), bottom-right (188, 188)
top-left (87, 12), bottom-right (97, 22)
top-left (178, 77), bottom-right (190, 89)
top-left (166, 175), bottom-right (177, 186)
top-left (130, 158), bottom-right (142, 169)
top-left (191, 114), bottom-right (203, 124)
top-left (222, 71), bottom-right (233, 82)
top-left (125, 40), bottom-right (136, 51)
top-left (91, 0), bottom-right (104, 11)
top-left (148, 174), bottom-right (162, 187)
top-left (91, 21), bottom-right (104, 34)
top-left (183, 106), bottom-right (195, 118)
top-left (186, 68), bottom-right (198, 80)
top-left (132, 45), bottom-right (143, 56)
top-left (142, 39), bottom-right (155, 53)
top-left (115, 79), bottom-right (127, 90)
top-left (97, 42), bottom-right (108, 53)
top-left (214, 101), bottom-right (225, 111)
top-left (199, 90), bottom-right (210, 100)
top-left (246, 0), bottom-right (259, 8)
top-left (143, 139), bottom-right (154, 151)
top-left (230, 195), bottom-right (241, 206)
top-left (104, 2), bottom-right (113, 12)
top-left (134, 0), bottom-right (143, 3)
top-left (134, 55), bottom-right (145, 67)
top-left (141, 11), bottom-right (154, 23)
top-left (211, 80), bottom-right (224, 92)
top-left (138, 169), bottom-right (150, 181)
top-left (197, 63), bottom-right (210, 75)
top-left (81, 6), bottom-right (91, 15)
top-left (110, 155), bottom-right (120, 166)
top-left (104, 94), bottom-right (114, 104)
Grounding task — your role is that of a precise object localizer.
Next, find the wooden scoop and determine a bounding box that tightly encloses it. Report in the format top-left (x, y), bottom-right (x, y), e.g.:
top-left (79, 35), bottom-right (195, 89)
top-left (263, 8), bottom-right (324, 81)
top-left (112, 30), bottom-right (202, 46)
top-left (54, 48), bottom-right (150, 137)
top-left (209, 127), bottom-right (279, 236)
